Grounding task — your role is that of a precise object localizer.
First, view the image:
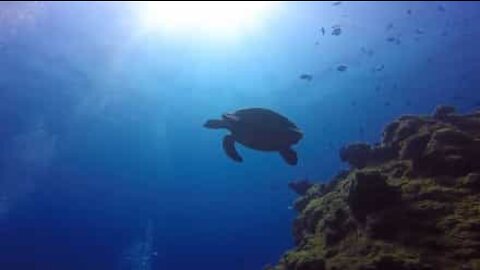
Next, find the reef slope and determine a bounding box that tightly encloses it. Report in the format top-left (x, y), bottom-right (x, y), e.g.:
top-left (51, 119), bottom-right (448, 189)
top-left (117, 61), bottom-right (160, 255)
top-left (268, 106), bottom-right (480, 270)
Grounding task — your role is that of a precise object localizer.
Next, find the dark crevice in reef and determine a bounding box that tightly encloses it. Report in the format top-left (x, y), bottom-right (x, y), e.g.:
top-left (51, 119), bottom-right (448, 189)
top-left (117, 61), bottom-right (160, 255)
top-left (267, 106), bottom-right (480, 270)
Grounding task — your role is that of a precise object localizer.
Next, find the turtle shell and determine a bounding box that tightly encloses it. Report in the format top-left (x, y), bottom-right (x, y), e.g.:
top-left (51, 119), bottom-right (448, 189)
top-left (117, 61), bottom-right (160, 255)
top-left (225, 108), bottom-right (299, 131)
top-left (223, 108), bottom-right (302, 151)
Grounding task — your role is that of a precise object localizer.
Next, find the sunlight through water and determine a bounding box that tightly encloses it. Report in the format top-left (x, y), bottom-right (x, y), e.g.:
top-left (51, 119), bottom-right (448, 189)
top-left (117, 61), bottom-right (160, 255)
top-left (134, 1), bottom-right (274, 38)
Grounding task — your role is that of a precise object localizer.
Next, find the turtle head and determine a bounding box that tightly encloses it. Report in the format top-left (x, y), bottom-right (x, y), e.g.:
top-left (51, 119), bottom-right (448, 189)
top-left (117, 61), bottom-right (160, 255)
top-left (204, 113), bottom-right (238, 130)
top-left (203, 119), bottom-right (231, 130)
top-left (290, 128), bottom-right (304, 144)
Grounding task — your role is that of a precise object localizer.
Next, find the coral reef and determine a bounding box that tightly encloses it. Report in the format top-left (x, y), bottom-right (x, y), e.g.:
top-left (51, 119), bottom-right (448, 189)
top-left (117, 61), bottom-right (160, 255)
top-left (268, 106), bottom-right (480, 270)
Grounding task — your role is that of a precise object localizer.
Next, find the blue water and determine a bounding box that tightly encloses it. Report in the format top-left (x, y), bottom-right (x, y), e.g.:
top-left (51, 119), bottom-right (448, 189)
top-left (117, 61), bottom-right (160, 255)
top-left (0, 1), bottom-right (479, 269)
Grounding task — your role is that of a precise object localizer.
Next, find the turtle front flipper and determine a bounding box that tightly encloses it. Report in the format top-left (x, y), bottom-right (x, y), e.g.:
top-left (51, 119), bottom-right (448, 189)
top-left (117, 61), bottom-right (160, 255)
top-left (279, 148), bottom-right (298, 165)
top-left (223, 135), bottom-right (243, 162)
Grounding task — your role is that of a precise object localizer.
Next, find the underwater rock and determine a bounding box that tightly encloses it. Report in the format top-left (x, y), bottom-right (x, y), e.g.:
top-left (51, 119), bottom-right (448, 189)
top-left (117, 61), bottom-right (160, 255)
top-left (280, 255), bottom-right (326, 270)
top-left (347, 171), bottom-right (400, 221)
top-left (269, 107), bottom-right (480, 270)
top-left (293, 196), bottom-right (311, 212)
top-left (459, 173), bottom-right (480, 192)
top-left (289, 180), bottom-right (314, 196)
top-left (292, 183), bottom-right (329, 212)
top-left (340, 143), bottom-right (371, 168)
top-left (340, 143), bottom-right (397, 169)
top-left (399, 133), bottom-right (431, 160)
top-left (433, 105), bottom-right (456, 119)
top-left (414, 128), bottom-right (480, 177)
top-left (430, 128), bottom-right (472, 145)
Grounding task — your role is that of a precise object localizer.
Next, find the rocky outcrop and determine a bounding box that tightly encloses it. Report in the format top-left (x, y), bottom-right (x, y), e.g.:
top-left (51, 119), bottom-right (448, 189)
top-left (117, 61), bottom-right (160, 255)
top-left (339, 143), bottom-right (397, 169)
top-left (267, 106), bottom-right (480, 270)
top-left (289, 180), bottom-right (314, 196)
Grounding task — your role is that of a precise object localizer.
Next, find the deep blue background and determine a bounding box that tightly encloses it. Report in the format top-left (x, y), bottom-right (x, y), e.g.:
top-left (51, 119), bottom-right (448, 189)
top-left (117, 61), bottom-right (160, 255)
top-left (0, 2), bottom-right (480, 269)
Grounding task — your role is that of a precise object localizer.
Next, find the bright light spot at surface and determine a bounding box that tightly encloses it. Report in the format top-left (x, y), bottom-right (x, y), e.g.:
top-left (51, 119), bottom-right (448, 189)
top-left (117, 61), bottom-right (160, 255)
top-left (135, 1), bottom-right (273, 37)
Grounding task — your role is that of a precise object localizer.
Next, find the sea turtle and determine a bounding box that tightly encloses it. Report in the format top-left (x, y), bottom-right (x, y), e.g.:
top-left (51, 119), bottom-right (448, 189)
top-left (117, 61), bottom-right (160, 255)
top-left (203, 108), bottom-right (303, 165)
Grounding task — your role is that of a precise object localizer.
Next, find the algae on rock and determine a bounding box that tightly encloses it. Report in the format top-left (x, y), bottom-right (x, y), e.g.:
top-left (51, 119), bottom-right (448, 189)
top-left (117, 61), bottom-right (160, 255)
top-left (268, 106), bottom-right (480, 270)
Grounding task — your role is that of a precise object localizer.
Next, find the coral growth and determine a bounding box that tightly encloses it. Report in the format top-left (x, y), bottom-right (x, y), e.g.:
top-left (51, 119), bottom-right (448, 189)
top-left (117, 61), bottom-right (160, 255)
top-left (268, 106), bottom-right (480, 270)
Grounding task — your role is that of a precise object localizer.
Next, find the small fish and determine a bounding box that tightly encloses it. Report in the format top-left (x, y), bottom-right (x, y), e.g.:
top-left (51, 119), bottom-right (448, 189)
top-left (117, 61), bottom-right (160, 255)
top-left (415, 28), bottom-right (425, 35)
top-left (375, 85), bottom-right (381, 92)
top-left (332, 1), bottom-right (342, 6)
top-left (384, 101), bottom-right (391, 107)
top-left (361, 47), bottom-right (374, 57)
top-left (386, 36), bottom-right (402, 45)
top-left (299, 74), bottom-right (313, 81)
top-left (438, 4), bottom-right (446, 12)
top-left (386, 36), bottom-right (397, 42)
top-left (373, 64), bottom-right (385, 72)
top-left (405, 100), bottom-right (412, 106)
top-left (351, 101), bottom-right (357, 107)
top-left (315, 41), bottom-right (319, 45)
top-left (332, 27), bottom-right (342, 36)
top-left (386, 23), bottom-right (394, 31)
top-left (337, 64), bottom-right (348, 72)
top-left (407, 9), bottom-right (412, 15)
top-left (321, 27), bottom-right (325, 36)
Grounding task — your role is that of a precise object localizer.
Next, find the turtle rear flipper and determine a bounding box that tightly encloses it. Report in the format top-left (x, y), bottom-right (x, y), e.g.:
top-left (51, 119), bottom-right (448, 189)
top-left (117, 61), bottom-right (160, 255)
top-left (223, 135), bottom-right (243, 162)
top-left (279, 148), bottom-right (297, 165)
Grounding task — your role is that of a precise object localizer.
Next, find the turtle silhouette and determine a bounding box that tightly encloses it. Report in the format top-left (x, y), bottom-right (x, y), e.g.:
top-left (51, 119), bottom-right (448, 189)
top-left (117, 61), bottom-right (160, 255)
top-left (204, 108), bottom-right (303, 165)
